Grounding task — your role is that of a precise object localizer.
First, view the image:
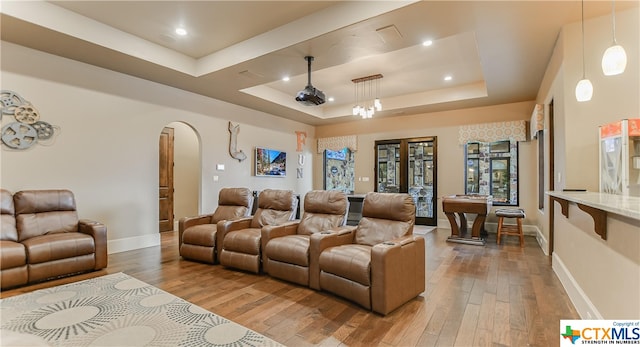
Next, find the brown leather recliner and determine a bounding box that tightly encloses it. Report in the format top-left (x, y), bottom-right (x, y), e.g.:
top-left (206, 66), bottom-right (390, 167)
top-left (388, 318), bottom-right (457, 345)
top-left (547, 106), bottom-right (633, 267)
top-left (0, 189), bottom-right (108, 288)
top-left (218, 189), bottom-right (297, 274)
top-left (316, 192), bottom-right (425, 315)
top-left (1, 189), bottom-right (28, 289)
top-left (263, 190), bottom-right (348, 289)
top-left (179, 188), bottom-right (253, 264)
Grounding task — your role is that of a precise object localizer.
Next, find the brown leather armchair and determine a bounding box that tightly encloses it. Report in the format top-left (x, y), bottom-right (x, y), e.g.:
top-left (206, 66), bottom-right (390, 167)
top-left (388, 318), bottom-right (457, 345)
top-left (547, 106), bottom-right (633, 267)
top-left (263, 190), bottom-right (348, 289)
top-left (316, 192), bottom-right (425, 315)
top-left (0, 189), bottom-right (108, 288)
top-left (219, 189), bottom-right (297, 273)
top-left (1, 189), bottom-right (28, 289)
top-left (179, 187), bottom-right (253, 264)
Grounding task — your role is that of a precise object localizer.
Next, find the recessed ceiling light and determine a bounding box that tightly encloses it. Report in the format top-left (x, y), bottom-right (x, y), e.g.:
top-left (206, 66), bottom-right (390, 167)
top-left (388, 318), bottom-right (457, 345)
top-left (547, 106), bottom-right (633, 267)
top-left (282, 76), bottom-right (290, 82)
top-left (444, 75), bottom-right (452, 81)
top-left (175, 28), bottom-right (187, 36)
top-left (422, 40), bottom-right (433, 47)
top-left (328, 97), bottom-right (335, 102)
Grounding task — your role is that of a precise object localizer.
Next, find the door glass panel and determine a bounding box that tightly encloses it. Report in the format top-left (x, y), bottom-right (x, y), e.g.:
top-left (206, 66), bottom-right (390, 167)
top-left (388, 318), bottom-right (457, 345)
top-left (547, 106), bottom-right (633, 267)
top-left (377, 143), bottom-right (400, 192)
top-left (408, 141), bottom-right (434, 218)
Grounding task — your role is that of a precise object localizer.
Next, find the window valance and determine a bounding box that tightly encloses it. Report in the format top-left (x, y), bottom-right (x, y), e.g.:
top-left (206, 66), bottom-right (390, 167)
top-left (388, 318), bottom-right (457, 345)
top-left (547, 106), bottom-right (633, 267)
top-left (530, 104), bottom-right (544, 139)
top-left (458, 120), bottom-right (527, 145)
top-left (317, 135), bottom-right (358, 153)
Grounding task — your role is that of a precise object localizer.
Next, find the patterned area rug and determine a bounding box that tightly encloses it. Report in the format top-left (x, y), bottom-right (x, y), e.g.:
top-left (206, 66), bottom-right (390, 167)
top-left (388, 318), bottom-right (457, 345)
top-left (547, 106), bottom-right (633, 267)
top-left (0, 272), bottom-right (282, 346)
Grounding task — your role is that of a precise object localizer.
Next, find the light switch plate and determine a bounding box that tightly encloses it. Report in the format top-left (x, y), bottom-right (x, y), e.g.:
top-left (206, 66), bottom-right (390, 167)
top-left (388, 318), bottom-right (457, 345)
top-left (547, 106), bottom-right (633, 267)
top-left (216, 164), bottom-right (225, 171)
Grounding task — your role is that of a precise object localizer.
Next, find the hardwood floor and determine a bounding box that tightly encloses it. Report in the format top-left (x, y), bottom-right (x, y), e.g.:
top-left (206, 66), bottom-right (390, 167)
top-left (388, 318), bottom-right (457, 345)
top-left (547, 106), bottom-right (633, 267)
top-left (1, 228), bottom-right (578, 346)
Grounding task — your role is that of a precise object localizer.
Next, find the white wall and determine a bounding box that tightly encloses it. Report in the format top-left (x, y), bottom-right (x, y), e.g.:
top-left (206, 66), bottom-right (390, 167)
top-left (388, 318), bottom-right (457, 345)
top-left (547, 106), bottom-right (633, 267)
top-left (0, 42), bottom-right (314, 253)
top-left (536, 7), bottom-right (640, 319)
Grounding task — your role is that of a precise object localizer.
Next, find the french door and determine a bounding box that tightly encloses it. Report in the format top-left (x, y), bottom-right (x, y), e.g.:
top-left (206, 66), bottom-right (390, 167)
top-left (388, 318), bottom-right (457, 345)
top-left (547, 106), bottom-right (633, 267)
top-left (375, 137), bottom-right (437, 226)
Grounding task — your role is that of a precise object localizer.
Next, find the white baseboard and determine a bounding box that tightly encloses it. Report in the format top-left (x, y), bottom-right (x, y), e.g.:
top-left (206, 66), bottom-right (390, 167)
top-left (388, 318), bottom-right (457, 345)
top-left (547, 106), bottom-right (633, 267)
top-left (108, 233), bottom-right (161, 254)
top-left (552, 253), bottom-right (603, 320)
top-left (536, 227), bottom-right (548, 256)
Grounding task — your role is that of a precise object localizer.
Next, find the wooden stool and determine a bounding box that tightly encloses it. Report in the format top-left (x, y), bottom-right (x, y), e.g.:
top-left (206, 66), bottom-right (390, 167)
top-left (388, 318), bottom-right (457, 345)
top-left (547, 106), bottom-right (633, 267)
top-left (496, 208), bottom-right (525, 247)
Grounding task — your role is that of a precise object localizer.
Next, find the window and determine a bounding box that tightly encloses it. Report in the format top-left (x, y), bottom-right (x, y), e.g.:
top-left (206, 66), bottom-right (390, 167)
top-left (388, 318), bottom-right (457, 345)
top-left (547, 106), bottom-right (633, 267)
top-left (464, 141), bottom-right (519, 206)
top-left (323, 148), bottom-right (355, 193)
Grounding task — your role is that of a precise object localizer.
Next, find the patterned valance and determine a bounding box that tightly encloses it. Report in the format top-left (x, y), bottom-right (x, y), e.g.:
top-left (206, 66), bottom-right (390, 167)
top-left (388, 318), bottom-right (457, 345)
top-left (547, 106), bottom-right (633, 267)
top-left (458, 120), bottom-right (527, 145)
top-left (317, 135), bottom-right (358, 153)
top-left (530, 104), bottom-right (544, 139)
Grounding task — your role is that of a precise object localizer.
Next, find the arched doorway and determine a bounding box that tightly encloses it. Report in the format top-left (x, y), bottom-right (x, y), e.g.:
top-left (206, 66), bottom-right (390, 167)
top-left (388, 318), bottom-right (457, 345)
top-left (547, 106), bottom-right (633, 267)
top-left (158, 122), bottom-right (200, 232)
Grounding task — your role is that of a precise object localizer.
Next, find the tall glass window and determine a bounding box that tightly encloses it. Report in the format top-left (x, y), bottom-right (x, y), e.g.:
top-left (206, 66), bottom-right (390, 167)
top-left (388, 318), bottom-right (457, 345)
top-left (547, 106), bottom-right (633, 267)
top-left (323, 148), bottom-right (355, 194)
top-left (464, 140), bottom-right (519, 206)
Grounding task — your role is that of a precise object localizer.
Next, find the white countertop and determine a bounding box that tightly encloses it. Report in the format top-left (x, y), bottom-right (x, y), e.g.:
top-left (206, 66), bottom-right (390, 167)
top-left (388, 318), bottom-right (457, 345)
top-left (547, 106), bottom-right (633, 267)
top-left (546, 191), bottom-right (640, 221)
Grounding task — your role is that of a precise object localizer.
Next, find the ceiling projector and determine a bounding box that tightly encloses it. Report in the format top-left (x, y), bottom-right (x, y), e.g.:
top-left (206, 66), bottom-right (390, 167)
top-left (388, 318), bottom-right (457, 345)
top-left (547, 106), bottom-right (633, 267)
top-left (295, 56), bottom-right (325, 106)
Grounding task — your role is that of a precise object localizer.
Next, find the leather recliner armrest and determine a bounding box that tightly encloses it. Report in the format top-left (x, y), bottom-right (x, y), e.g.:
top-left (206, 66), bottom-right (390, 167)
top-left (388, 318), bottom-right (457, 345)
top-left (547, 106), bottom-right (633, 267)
top-left (261, 221), bottom-right (300, 241)
top-left (215, 217), bottom-right (253, 257)
top-left (308, 225), bottom-right (357, 290)
top-left (178, 214), bottom-right (214, 248)
top-left (78, 219), bottom-right (108, 270)
top-left (261, 221), bottom-right (301, 272)
top-left (370, 235), bottom-right (426, 315)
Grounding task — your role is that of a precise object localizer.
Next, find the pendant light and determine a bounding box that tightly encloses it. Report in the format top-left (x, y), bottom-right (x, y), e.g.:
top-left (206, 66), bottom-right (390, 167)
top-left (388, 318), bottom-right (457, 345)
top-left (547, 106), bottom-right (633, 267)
top-left (575, 0), bottom-right (593, 102)
top-left (351, 74), bottom-right (383, 118)
top-left (601, 0), bottom-right (627, 76)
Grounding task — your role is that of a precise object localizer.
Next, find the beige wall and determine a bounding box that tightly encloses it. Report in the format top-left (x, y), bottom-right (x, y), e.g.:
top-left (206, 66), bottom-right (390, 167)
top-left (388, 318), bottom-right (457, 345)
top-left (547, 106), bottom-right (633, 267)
top-left (169, 121), bottom-right (199, 227)
top-left (562, 8), bottom-right (639, 191)
top-left (315, 101), bottom-right (538, 227)
top-left (536, 7), bottom-right (639, 319)
top-left (0, 42), bottom-right (315, 253)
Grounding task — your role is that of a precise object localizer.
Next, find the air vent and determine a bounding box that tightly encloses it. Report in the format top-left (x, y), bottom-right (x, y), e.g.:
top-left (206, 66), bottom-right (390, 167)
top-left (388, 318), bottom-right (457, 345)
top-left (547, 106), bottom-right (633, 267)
top-left (375, 24), bottom-right (403, 44)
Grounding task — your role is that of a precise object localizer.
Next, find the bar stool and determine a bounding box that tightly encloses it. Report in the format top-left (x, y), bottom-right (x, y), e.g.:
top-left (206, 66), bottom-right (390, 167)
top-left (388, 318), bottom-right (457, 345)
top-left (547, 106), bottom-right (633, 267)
top-left (496, 208), bottom-right (525, 247)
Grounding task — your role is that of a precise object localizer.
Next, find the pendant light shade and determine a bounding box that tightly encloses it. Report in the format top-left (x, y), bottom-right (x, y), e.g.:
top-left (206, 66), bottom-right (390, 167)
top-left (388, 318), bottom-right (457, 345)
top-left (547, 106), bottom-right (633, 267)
top-left (575, 0), bottom-right (593, 102)
top-left (575, 78), bottom-right (594, 102)
top-left (602, 44), bottom-right (627, 75)
top-left (602, 0), bottom-right (627, 76)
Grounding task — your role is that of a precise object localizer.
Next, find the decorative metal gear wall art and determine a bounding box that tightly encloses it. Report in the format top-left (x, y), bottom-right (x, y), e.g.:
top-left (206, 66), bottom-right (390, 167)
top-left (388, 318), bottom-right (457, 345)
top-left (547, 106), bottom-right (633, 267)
top-left (0, 90), bottom-right (60, 150)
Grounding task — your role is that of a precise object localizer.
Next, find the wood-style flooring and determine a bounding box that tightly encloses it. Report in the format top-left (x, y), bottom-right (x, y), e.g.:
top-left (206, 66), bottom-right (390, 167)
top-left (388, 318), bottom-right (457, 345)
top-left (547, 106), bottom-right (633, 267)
top-left (1, 228), bottom-right (578, 346)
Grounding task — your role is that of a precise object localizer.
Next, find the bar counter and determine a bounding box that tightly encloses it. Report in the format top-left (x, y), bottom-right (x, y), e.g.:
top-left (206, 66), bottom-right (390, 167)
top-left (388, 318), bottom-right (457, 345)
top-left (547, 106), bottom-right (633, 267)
top-left (547, 191), bottom-right (640, 220)
top-left (547, 191), bottom-right (640, 242)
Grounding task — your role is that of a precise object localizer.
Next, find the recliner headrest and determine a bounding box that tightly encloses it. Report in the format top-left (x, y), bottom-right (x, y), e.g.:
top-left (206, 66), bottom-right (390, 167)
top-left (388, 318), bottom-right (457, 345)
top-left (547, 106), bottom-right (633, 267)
top-left (304, 190), bottom-right (348, 215)
top-left (13, 190), bottom-right (76, 215)
top-left (258, 189), bottom-right (295, 211)
top-left (361, 192), bottom-right (415, 223)
top-left (218, 187), bottom-right (252, 208)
